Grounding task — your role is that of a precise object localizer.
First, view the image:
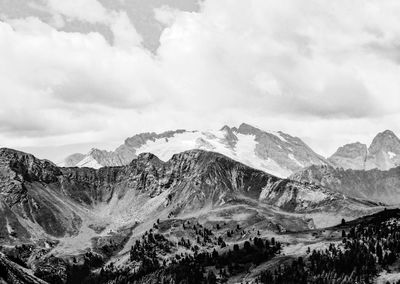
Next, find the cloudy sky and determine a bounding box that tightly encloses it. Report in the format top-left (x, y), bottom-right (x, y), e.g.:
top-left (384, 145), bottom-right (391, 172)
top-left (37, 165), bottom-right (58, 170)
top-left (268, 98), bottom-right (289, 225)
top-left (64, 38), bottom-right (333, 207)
top-left (1, 0), bottom-right (400, 163)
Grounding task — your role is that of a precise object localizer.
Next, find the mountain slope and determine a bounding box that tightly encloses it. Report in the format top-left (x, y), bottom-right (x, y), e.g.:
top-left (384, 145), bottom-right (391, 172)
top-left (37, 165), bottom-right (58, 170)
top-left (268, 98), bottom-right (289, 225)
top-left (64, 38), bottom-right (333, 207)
top-left (329, 130), bottom-right (400, 171)
top-left (290, 164), bottom-right (400, 204)
top-left (63, 123), bottom-right (330, 178)
top-left (0, 252), bottom-right (48, 284)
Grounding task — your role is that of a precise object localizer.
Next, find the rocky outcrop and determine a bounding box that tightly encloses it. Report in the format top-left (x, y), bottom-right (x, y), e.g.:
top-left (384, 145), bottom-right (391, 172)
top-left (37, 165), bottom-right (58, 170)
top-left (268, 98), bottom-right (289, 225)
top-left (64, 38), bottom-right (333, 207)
top-left (0, 148), bottom-right (81, 238)
top-left (0, 148), bottom-right (61, 184)
top-left (0, 252), bottom-right (48, 284)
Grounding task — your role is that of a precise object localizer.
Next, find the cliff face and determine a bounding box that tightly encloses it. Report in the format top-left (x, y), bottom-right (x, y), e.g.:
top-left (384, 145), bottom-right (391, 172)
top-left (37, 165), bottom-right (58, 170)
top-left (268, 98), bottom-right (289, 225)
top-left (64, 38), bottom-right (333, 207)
top-left (328, 142), bottom-right (368, 170)
top-left (291, 164), bottom-right (400, 204)
top-left (0, 252), bottom-right (48, 284)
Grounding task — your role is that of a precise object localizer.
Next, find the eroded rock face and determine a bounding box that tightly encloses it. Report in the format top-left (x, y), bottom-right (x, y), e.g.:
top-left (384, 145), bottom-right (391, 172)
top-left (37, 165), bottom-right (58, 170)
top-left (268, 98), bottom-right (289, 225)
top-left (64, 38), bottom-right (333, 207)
top-left (291, 164), bottom-right (400, 204)
top-left (0, 148), bottom-right (61, 184)
top-left (329, 130), bottom-right (400, 171)
top-left (328, 142), bottom-right (368, 170)
top-left (0, 252), bottom-right (48, 284)
top-left (0, 149), bottom-right (80, 238)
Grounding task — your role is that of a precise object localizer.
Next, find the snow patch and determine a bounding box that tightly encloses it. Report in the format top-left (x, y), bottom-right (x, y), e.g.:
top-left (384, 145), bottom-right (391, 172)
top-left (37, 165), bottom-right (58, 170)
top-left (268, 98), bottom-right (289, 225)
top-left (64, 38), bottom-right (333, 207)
top-left (6, 218), bottom-right (13, 236)
top-left (278, 132), bottom-right (289, 143)
top-left (297, 188), bottom-right (327, 203)
top-left (135, 131), bottom-right (290, 177)
top-left (77, 156), bottom-right (102, 169)
top-left (72, 127), bottom-right (304, 178)
top-left (388, 151), bottom-right (397, 159)
top-left (135, 131), bottom-right (207, 161)
top-left (288, 153), bottom-right (303, 167)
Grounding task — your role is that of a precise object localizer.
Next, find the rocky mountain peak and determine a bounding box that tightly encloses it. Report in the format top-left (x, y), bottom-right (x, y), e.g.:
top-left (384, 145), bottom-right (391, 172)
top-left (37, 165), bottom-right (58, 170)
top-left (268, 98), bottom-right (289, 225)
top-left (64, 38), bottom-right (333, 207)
top-left (329, 130), bottom-right (400, 171)
top-left (237, 122), bottom-right (263, 136)
top-left (0, 148), bottom-right (61, 183)
top-left (131, 152), bottom-right (164, 169)
top-left (220, 125), bottom-right (238, 148)
top-left (369, 130), bottom-right (400, 153)
top-left (365, 130), bottom-right (400, 170)
top-left (333, 142), bottom-right (367, 155)
top-left (328, 142), bottom-right (368, 170)
top-left (220, 125), bottom-right (231, 132)
top-left (168, 149), bottom-right (222, 172)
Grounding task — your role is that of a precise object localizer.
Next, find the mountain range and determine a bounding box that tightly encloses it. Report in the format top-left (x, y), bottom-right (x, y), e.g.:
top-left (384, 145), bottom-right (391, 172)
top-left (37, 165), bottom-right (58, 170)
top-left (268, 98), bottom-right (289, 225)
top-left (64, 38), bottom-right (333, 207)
top-left (1, 147), bottom-right (375, 242)
top-left (1, 125), bottom-right (400, 283)
top-left (62, 123), bottom-right (331, 178)
top-left (0, 147), bottom-right (381, 283)
top-left (63, 124), bottom-right (400, 178)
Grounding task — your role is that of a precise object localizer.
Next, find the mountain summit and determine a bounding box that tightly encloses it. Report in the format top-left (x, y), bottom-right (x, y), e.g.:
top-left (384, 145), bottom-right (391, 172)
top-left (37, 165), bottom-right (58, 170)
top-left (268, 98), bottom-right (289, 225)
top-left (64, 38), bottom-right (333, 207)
top-left (366, 130), bottom-right (400, 170)
top-left (62, 123), bottom-right (330, 177)
top-left (329, 130), bottom-right (400, 171)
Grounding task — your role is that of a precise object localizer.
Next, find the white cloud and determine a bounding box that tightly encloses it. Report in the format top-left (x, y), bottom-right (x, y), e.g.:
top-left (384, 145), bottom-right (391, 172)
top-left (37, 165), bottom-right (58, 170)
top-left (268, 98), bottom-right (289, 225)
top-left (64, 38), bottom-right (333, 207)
top-left (44, 0), bottom-right (110, 24)
top-left (1, 0), bottom-right (400, 159)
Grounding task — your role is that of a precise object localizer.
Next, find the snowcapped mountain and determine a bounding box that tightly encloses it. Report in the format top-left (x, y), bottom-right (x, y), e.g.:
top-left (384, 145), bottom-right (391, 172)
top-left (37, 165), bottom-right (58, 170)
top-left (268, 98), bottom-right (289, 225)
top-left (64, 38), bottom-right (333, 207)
top-left (329, 130), bottom-right (400, 171)
top-left (63, 123), bottom-right (330, 178)
top-left (291, 164), bottom-right (400, 205)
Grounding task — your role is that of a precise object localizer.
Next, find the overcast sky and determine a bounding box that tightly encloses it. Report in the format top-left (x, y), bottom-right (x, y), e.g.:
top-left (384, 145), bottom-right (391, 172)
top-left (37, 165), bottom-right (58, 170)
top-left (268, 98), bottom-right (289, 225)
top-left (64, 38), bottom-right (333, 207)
top-left (0, 0), bottom-right (400, 162)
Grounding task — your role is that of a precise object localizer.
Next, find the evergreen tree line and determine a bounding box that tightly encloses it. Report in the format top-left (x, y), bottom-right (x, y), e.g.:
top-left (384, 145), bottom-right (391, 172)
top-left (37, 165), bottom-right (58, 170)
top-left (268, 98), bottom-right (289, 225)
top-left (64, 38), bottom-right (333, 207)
top-left (258, 213), bottom-right (400, 284)
top-left (82, 236), bottom-right (281, 283)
